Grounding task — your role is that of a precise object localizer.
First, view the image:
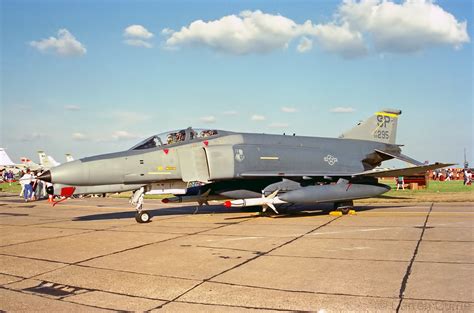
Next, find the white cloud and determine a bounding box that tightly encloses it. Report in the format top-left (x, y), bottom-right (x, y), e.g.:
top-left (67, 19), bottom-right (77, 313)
top-left (124, 39), bottom-right (152, 48)
top-left (297, 36), bottom-right (313, 53)
top-left (269, 122), bottom-right (289, 128)
top-left (112, 130), bottom-right (140, 141)
top-left (338, 0), bottom-right (470, 53)
top-left (330, 107), bottom-right (356, 113)
top-left (163, 10), bottom-right (301, 54)
top-left (72, 132), bottom-right (87, 141)
top-left (30, 29), bottom-right (86, 56)
top-left (281, 106), bottom-right (297, 113)
top-left (162, 3), bottom-right (469, 57)
top-left (20, 133), bottom-right (46, 142)
top-left (124, 25), bottom-right (154, 39)
top-left (251, 114), bottom-right (266, 121)
top-left (199, 115), bottom-right (216, 123)
top-left (123, 25), bottom-right (154, 48)
top-left (310, 22), bottom-right (367, 58)
top-left (65, 105), bottom-right (81, 111)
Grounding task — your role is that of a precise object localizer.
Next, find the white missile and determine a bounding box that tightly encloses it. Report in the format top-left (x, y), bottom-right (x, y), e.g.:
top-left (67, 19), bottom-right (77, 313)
top-left (223, 190), bottom-right (284, 213)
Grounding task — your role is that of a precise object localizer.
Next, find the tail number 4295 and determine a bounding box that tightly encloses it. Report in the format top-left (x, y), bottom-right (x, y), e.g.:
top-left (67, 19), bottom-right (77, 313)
top-left (374, 130), bottom-right (390, 140)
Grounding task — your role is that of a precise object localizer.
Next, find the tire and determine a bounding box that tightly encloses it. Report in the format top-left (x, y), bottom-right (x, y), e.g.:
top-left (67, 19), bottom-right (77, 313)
top-left (135, 211), bottom-right (151, 223)
top-left (334, 200), bottom-right (354, 215)
top-left (340, 207), bottom-right (350, 215)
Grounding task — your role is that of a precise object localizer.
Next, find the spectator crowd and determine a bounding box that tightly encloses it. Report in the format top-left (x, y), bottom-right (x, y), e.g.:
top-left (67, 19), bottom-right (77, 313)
top-left (1, 169), bottom-right (52, 202)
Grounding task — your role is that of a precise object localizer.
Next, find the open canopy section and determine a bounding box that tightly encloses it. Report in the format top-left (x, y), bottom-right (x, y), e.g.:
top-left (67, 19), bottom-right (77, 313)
top-left (130, 127), bottom-right (220, 150)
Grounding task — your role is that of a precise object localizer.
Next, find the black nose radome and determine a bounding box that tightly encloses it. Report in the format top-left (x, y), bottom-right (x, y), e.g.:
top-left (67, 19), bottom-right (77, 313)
top-left (37, 170), bottom-right (52, 182)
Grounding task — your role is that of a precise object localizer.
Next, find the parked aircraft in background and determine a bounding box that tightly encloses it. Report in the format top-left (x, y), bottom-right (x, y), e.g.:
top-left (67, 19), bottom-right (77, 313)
top-left (0, 148), bottom-right (41, 173)
top-left (38, 151), bottom-right (60, 169)
top-left (38, 109), bottom-right (452, 223)
top-left (66, 154), bottom-right (74, 162)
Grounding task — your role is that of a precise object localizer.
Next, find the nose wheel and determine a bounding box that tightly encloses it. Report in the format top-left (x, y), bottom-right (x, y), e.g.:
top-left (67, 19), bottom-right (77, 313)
top-left (131, 187), bottom-right (151, 223)
top-left (135, 210), bottom-right (151, 223)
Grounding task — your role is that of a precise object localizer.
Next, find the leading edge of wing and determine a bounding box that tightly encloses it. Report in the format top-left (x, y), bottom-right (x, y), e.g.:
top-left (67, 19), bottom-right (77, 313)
top-left (240, 172), bottom-right (351, 178)
top-left (240, 163), bottom-right (454, 179)
top-left (354, 163), bottom-right (455, 178)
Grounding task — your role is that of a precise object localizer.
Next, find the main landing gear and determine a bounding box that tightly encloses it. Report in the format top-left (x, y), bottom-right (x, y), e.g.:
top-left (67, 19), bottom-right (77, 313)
top-left (334, 200), bottom-right (354, 215)
top-left (131, 187), bottom-right (151, 223)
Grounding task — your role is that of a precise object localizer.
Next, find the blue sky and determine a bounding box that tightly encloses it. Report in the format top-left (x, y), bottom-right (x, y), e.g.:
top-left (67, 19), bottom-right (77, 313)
top-left (1, 0), bottom-right (472, 166)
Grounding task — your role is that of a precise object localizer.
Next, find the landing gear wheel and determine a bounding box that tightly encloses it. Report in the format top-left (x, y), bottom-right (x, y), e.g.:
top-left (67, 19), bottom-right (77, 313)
top-left (135, 210), bottom-right (151, 223)
top-left (340, 207), bottom-right (351, 215)
top-left (334, 200), bottom-right (354, 215)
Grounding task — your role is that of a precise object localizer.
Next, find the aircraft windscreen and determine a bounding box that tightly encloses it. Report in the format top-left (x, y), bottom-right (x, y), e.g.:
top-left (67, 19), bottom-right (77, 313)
top-left (130, 128), bottom-right (219, 150)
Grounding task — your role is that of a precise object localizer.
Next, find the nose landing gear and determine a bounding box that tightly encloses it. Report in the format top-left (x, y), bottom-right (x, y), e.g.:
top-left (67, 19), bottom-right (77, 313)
top-left (131, 187), bottom-right (151, 223)
top-left (135, 210), bottom-right (151, 223)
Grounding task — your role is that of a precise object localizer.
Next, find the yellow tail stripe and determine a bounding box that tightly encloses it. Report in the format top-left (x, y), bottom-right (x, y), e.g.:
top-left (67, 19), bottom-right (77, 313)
top-left (375, 112), bottom-right (399, 118)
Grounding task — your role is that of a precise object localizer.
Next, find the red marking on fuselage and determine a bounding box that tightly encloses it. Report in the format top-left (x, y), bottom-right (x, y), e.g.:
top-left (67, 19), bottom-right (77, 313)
top-left (163, 149), bottom-right (169, 155)
top-left (60, 186), bottom-right (76, 197)
top-left (51, 186), bottom-right (76, 206)
top-left (203, 140), bottom-right (209, 147)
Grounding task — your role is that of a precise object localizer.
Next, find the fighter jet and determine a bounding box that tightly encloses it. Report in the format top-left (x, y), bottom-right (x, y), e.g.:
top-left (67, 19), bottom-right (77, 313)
top-left (38, 109), bottom-right (452, 223)
top-left (38, 151), bottom-right (61, 169)
top-left (0, 148), bottom-right (41, 173)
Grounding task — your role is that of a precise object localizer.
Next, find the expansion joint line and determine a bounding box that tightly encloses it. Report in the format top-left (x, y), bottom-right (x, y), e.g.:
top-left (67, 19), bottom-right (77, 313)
top-left (151, 215), bottom-right (342, 311)
top-left (395, 203), bottom-right (434, 312)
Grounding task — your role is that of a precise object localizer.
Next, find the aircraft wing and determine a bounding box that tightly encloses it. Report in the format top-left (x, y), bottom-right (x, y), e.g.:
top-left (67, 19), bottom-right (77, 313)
top-left (240, 172), bottom-right (349, 178)
top-left (241, 163), bottom-right (453, 179)
top-left (353, 163), bottom-right (454, 178)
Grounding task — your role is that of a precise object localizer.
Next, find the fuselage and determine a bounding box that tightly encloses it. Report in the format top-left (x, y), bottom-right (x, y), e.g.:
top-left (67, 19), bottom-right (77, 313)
top-left (42, 130), bottom-right (400, 187)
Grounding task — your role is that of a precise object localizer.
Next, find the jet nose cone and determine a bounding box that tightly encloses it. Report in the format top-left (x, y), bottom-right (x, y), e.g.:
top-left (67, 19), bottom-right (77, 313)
top-left (37, 170), bottom-right (52, 182)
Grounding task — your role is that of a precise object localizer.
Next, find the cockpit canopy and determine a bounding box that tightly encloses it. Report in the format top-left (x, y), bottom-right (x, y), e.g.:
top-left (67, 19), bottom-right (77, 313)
top-left (130, 127), bottom-right (219, 150)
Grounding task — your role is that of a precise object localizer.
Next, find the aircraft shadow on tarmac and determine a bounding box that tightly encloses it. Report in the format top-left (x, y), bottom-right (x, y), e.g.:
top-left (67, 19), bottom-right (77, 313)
top-left (72, 203), bottom-right (406, 222)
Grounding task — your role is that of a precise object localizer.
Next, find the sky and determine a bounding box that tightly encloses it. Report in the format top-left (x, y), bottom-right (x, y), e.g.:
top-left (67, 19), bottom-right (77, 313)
top-left (1, 0), bottom-right (472, 167)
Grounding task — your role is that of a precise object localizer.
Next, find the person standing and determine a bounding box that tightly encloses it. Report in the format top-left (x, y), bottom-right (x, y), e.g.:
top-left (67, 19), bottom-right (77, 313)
top-left (34, 172), bottom-right (44, 200)
top-left (20, 170), bottom-right (34, 202)
top-left (7, 170), bottom-right (14, 186)
top-left (396, 176), bottom-right (405, 190)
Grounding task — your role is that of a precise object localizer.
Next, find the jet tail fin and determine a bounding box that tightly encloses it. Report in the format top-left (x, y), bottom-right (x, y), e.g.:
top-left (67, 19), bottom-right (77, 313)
top-left (340, 109), bottom-right (402, 144)
top-left (38, 151), bottom-right (50, 167)
top-left (0, 148), bottom-right (15, 166)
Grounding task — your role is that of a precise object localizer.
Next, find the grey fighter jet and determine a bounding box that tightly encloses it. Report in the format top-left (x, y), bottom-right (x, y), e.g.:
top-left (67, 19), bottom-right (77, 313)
top-left (38, 109), bottom-right (451, 223)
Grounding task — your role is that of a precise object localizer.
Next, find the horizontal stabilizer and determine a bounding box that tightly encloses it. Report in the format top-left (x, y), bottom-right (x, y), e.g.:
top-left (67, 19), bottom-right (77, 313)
top-left (354, 163), bottom-right (454, 178)
top-left (374, 149), bottom-right (423, 166)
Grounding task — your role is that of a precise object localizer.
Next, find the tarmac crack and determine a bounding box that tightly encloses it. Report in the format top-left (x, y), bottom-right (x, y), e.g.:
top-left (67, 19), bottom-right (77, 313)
top-left (151, 216), bottom-right (341, 311)
top-left (70, 218), bottom-right (254, 266)
top-left (395, 202), bottom-right (434, 312)
top-left (173, 299), bottom-right (297, 312)
top-left (207, 280), bottom-right (399, 300)
top-left (0, 229), bottom-right (97, 248)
